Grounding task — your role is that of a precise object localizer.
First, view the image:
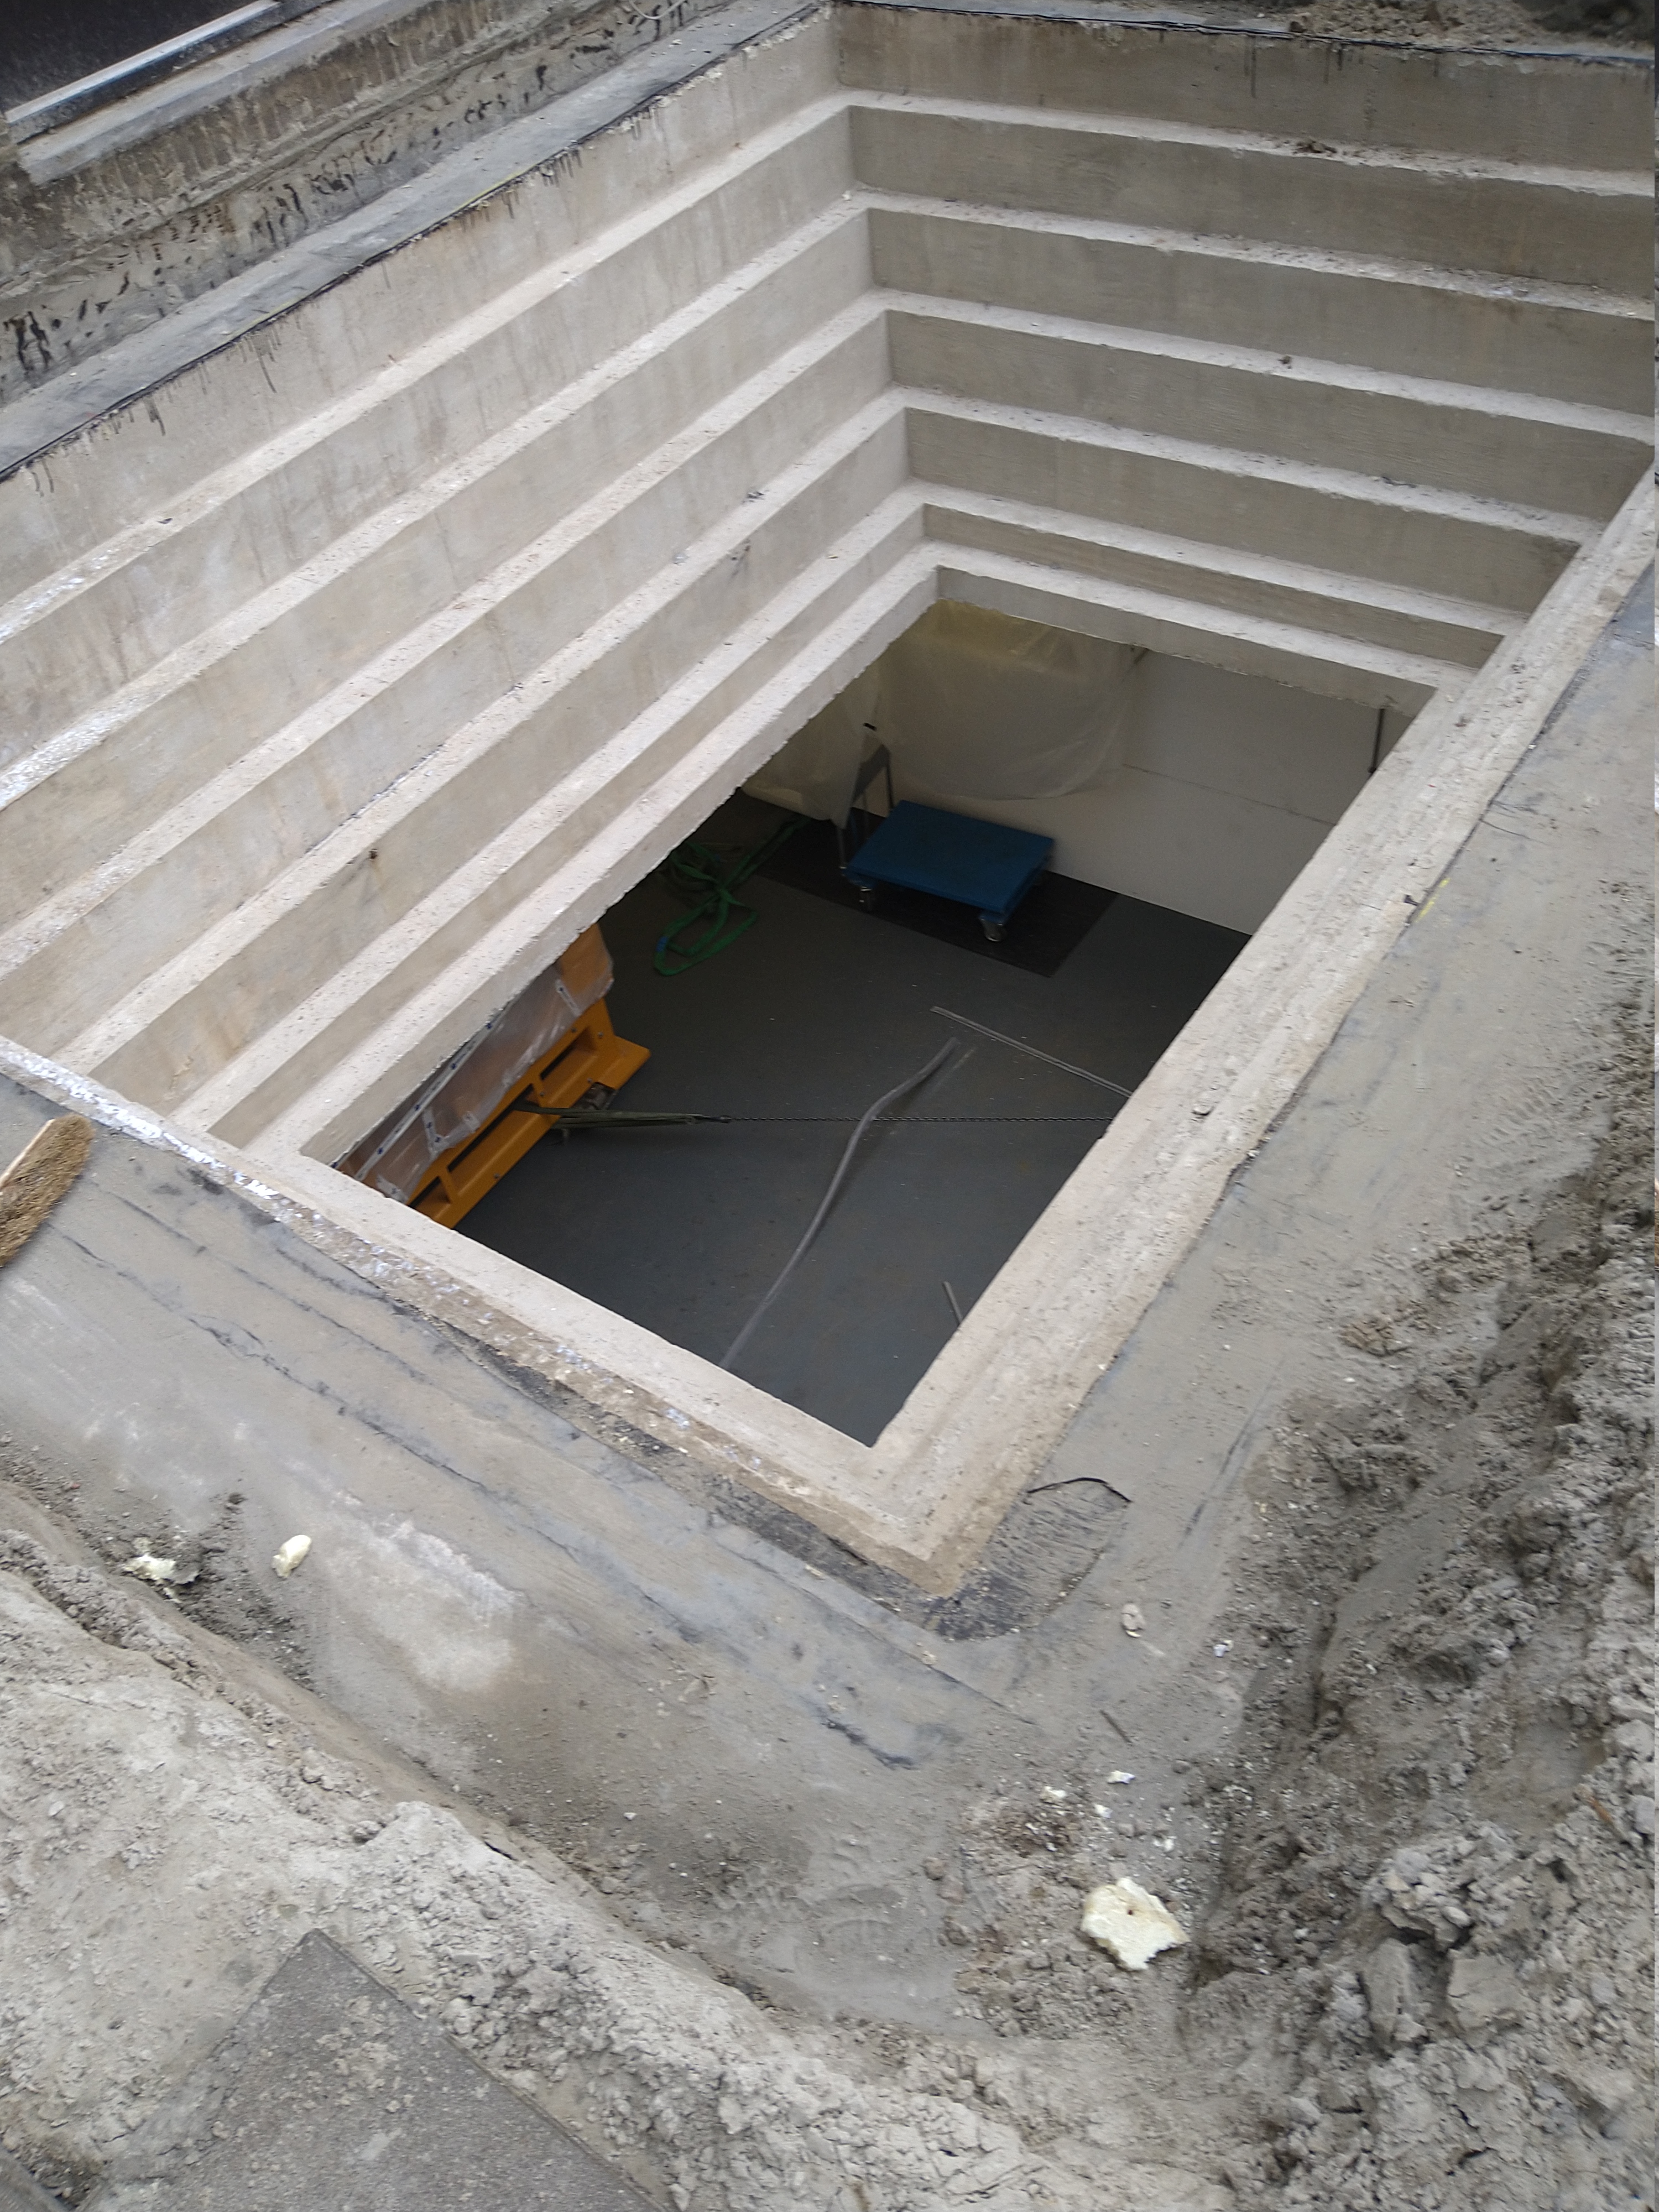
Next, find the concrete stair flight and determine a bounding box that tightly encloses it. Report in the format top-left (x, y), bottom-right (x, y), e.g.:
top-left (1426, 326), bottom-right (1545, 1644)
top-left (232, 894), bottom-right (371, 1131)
top-left (0, 4), bottom-right (1647, 1171)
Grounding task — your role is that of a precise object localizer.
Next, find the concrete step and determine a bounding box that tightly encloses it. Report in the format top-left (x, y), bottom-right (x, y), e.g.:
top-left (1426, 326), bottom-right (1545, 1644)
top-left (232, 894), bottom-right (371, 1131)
top-left (212, 521), bottom-right (1474, 1164)
top-left (888, 298), bottom-right (1651, 522)
top-left (0, 306), bottom-right (891, 1051)
top-left (851, 98), bottom-right (1649, 292)
top-left (0, 358), bottom-right (1590, 1104)
top-left (77, 453), bottom-right (919, 1123)
top-left (197, 513), bottom-right (1465, 1160)
top-left (868, 197), bottom-right (1652, 415)
top-left (0, 5), bottom-right (1646, 1167)
top-left (834, 8), bottom-right (1654, 170)
top-left (919, 489), bottom-right (1517, 668)
top-left (8, 50), bottom-right (1637, 748)
top-left (15, 207), bottom-right (1614, 968)
top-left (935, 543), bottom-right (1471, 713)
top-left (906, 396), bottom-right (1588, 613)
top-left (0, 312), bottom-right (1602, 1074)
top-left (186, 508), bottom-right (933, 1151)
top-left (25, 364), bottom-right (1522, 1100)
top-left (0, 43), bottom-right (847, 602)
top-left (0, 175), bottom-right (867, 781)
top-left (0, 111), bottom-right (863, 780)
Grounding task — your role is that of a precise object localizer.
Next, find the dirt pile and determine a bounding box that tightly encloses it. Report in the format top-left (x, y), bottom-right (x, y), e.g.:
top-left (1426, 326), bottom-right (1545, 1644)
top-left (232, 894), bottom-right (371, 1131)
top-left (1182, 1008), bottom-right (1653, 2208)
top-left (1207, 0), bottom-right (1652, 48)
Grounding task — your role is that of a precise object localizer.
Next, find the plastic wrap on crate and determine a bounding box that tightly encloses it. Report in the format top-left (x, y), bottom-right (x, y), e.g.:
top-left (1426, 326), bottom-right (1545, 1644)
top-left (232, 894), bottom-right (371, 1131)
top-left (337, 927), bottom-right (613, 1203)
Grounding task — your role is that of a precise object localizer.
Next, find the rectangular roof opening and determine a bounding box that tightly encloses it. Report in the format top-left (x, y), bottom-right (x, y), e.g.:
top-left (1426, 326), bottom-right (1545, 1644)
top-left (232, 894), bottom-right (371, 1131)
top-left (393, 615), bottom-right (1402, 1443)
top-left (0, 3), bottom-right (1646, 1589)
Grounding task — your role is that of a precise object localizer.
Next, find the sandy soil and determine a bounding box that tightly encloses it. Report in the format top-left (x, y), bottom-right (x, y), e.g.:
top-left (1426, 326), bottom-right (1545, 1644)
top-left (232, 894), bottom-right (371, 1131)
top-left (1182, 1004), bottom-right (1654, 2209)
top-left (1184, 0), bottom-right (1652, 49)
top-left (0, 1517), bottom-right (1050, 2212)
top-left (1, 1000), bottom-right (1647, 2210)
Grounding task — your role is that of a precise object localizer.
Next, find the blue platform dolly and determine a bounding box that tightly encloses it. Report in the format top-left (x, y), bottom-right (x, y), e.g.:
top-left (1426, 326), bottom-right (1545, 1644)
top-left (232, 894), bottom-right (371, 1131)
top-left (843, 801), bottom-right (1053, 942)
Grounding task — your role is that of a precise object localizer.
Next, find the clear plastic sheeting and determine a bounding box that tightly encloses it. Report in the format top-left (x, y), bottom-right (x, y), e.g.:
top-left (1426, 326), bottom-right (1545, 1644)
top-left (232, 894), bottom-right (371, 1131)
top-left (878, 602), bottom-right (1140, 804)
top-left (337, 927), bottom-right (612, 1203)
top-left (746, 604), bottom-right (1139, 824)
top-left (744, 665), bottom-right (879, 822)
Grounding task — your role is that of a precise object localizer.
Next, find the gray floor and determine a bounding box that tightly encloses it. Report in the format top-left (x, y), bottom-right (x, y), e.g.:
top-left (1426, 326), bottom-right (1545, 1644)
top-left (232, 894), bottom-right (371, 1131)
top-left (460, 849), bottom-right (1245, 1443)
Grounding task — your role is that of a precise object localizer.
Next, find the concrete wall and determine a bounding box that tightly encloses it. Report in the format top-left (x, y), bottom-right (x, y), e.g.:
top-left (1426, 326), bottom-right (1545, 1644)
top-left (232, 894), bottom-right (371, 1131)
top-left (0, 0), bottom-right (724, 405)
top-left (0, 7), bottom-right (1645, 1168)
top-left (893, 653), bottom-right (1403, 937)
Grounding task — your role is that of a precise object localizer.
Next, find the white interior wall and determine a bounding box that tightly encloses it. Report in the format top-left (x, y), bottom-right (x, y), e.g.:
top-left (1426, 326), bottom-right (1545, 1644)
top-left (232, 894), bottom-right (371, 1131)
top-left (886, 647), bottom-right (1411, 936)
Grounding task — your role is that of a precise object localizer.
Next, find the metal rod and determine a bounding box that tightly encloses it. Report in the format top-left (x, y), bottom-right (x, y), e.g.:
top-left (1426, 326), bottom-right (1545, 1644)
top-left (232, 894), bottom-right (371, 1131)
top-left (514, 1106), bottom-right (727, 1125)
top-left (930, 1008), bottom-right (1133, 1098)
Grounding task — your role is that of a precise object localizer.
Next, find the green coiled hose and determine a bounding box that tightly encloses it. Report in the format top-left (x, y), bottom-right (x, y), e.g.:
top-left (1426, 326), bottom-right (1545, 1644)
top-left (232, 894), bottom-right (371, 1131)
top-left (653, 816), bottom-right (805, 975)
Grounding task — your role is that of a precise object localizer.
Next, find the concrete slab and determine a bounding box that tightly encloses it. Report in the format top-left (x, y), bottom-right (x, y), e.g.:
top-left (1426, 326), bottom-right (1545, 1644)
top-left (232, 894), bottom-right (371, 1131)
top-left (86, 1931), bottom-right (651, 2211)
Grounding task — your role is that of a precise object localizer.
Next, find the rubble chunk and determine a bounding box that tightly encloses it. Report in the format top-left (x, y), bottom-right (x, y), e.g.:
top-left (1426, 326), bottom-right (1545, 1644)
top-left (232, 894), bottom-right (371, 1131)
top-left (1079, 1879), bottom-right (1187, 1971)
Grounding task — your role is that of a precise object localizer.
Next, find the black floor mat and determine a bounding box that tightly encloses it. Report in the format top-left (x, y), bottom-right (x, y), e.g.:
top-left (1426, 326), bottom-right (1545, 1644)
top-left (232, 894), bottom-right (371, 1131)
top-left (715, 800), bottom-right (1115, 977)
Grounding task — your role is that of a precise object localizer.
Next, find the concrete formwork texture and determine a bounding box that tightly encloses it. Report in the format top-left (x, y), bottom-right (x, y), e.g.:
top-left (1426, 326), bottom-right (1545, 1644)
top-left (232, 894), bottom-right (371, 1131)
top-left (0, 4), bottom-right (1651, 2203)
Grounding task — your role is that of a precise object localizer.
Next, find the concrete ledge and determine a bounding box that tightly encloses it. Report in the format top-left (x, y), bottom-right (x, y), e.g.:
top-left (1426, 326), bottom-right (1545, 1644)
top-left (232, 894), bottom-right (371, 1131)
top-left (0, 0), bottom-right (822, 474)
top-left (12, 3), bottom-right (433, 157)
